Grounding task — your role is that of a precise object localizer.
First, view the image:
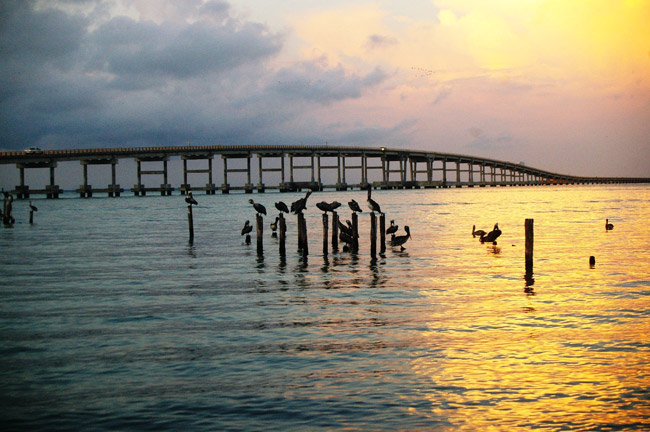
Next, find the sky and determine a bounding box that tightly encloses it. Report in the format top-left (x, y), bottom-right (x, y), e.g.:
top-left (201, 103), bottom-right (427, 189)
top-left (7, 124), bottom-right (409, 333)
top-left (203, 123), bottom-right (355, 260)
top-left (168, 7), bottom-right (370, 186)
top-left (1, 0), bottom-right (649, 178)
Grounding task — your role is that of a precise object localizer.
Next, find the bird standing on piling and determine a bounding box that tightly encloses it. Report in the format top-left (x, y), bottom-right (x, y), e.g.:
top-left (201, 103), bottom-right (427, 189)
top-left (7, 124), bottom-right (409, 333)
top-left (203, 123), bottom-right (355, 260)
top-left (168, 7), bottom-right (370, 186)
top-left (249, 199), bottom-right (267, 216)
top-left (605, 219), bottom-right (614, 230)
top-left (348, 199), bottom-right (362, 213)
top-left (275, 201), bottom-right (290, 213)
top-left (241, 220), bottom-right (252, 236)
top-left (291, 190), bottom-right (312, 214)
top-left (390, 226), bottom-right (411, 251)
top-left (480, 223), bottom-right (502, 245)
top-left (270, 216), bottom-right (279, 236)
top-left (185, 191), bottom-right (198, 206)
top-left (367, 189), bottom-right (381, 214)
top-left (472, 225), bottom-right (486, 238)
top-left (386, 220), bottom-right (398, 237)
top-left (29, 201), bottom-right (38, 212)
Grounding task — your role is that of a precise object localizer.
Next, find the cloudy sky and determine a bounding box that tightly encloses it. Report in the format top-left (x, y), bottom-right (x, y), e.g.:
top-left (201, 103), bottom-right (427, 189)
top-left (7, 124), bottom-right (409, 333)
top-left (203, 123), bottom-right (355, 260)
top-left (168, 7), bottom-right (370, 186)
top-left (1, 0), bottom-right (649, 177)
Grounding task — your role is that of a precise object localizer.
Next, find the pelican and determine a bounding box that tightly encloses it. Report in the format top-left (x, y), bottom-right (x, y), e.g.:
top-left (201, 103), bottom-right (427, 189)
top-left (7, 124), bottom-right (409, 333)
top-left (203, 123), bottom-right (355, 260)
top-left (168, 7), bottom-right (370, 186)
top-left (249, 199), bottom-right (267, 216)
top-left (338, 220), bottom-right (353, 237)
top-left (275, 201), bottom-right (290, 213)
top-left (367, 189), bottom-right (381, 214)
top-left (291, 190), bottom-right (312, 214)
top-left (185, 191), bottom-right (198, 206)
top-left (348, 199), bottom-right (362, 213)
top-left (605, 219), bottom-right (614, 231)
top-left (481, 223), bottom-right (502, 245)
top-left (472, 225), bottom-right (486, 238)
top-left (270, 216), bottom-right (279, 232)
top-left (241, 220), bottom-right (252, 236)
top-left (329, 201), bottom-right (341, 211)
top-left (390, 226), bottom-right (411, 251)
top-left (339, 231), bottom-right (354, 249)
top-left (29, 201), bottom-right (38, 212)
top-left (386, 220), bottom-right (398, 236)
top-left (316, 201), bottom-right (332, 213)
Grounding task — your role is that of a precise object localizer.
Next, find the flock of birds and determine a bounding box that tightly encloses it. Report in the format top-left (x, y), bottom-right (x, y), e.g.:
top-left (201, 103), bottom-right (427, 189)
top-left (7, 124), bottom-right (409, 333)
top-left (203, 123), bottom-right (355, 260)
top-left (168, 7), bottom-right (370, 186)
top-left (237, 189), bottom-right (412, 251)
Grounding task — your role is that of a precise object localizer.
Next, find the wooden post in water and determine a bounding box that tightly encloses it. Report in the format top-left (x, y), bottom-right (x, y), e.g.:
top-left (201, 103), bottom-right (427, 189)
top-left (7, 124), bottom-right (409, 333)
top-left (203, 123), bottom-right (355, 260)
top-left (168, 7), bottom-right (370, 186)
top-left (279, 213), bottom-right (286, 256)
top-left (29, 210), bottom-right (34, 224)
top-left (525, 219), bottom-right (534, 272)
top-left (352, 212), bottom-right (359, 253)
top-left (331, 211), bottom-right (339, 252)
top-left (187, 205), bottom-right (194, 243)
top-left (322, 213), bottom-right (329, 255)
top-left (297, 212), bottom-right (308, 256)
top-left (379, 214), bottom-right (386, 254)
top-left (256, 213), bottom-right (263, 254)
top-left (370, 213), bottom-right (377, 258)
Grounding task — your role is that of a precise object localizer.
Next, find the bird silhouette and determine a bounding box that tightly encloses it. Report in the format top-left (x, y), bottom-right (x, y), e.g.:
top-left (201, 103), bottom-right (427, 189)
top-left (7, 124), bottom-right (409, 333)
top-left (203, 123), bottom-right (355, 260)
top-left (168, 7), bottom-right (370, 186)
top-left (386, 220), bottom-right (398, 236)
top-left (605, 219), bottom-right (614, 230)
top-left (390, 226), bottom-right (411, 251)
top-left (275, 201), bottom-right (290, 213)
top-left (472, 225), bottom-right (486, 238)
top-left (185, 191), bottom-right (198, 206)
top-left (241, 220), bottom-right (252, 236)
top-left (348, 199), bottom-right (362, 213)
top-left (480, 223), bottom-right (502, 244)
top-left (367, 189), bottom-right (381, 214)
top-left (249, 199), bottom-right (267, 216)
top-left (29, 201), bottom-right (38, 212)
top-left (291, 190), bottom-right (312, 214)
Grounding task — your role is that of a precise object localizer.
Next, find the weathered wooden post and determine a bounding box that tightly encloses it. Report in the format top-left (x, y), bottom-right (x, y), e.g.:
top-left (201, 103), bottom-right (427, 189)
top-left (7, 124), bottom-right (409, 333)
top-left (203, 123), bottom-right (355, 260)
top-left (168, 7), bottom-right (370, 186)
top-left (370, 212), bottom-right (377, 258)
top-left (187, 205), bottom-right (194, 243)
top-left (297, 212), bottom-right (308, 256)
top-left (29, 210), bottom-right (34, 224)
top-left (352, 212), bottom-right (359, 253)
top-left (322, 213), bottom-right (329, 255)
top-left (525, 219), bottom-right (534, 272)
top-left (256, 213), bottom-right (263, 254)
top-left (332, 211), bottom-right (339, 252)
top-left (379, 214), bottom-right (386, 254)
top-left (279, 213), bottom-right (286, 256)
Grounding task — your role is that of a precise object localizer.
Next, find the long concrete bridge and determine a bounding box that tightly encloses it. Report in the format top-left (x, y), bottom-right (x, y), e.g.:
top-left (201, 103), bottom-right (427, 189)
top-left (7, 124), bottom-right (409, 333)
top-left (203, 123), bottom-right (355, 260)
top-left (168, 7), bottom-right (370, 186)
top-left (1, 145), bottom-right (648, 198)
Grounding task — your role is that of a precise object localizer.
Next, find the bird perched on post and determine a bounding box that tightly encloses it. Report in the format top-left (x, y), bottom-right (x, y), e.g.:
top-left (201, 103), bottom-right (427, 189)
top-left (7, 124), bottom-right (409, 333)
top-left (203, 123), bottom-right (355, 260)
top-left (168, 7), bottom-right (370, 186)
top-left (275, 201), bottom-right (290, 213)
top-left (249, 199), bottom-right (266, 216)
top-left (605, 219), bottom-right (614, 230)
top-left (316, 201), bottom-right (341, 213)
top-left (472, 225), bottom-right (486, 238)
top-left (241, 220), bottom-right (252, 236)
top-left (29, 201), bottom-right (38, 213)
top-left (291, 190), bottom-right (312, 214)
top-left (480, 223), bottom-right (502, 245)
top-left (348, 199), bottom-right (362, 213)
top-left (185, 191), bottom-right (198, 206)
top-left (367, 189), bottom-right (381, 214)
top-left (390, 226), bottom-right (411, 251)
top-left (270, 216), bottom-right (279, 237)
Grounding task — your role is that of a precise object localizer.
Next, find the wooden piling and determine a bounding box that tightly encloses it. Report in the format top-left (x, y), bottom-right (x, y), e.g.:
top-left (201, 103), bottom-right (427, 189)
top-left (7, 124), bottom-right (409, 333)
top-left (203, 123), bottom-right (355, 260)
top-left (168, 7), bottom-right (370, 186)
top-left (332, 211), bottom-right (339, 252)
top-left (525, 219), bottom-right (534, 272)
top-left (379, 213), bottom-right (386, 254)
top-left (370, 213), bottom-right (377, 258)
top-left (279, 213), bottom-right (286, 256)
top-left (29, 210), bottom-right (34, 224)
top-left (297, 212), bottom-right (308, 256)
top-left (187, 205), bottom-right (194, 243)
top-left (256, 213), bottom-right (263, 254)
top-left (322, 213), bottom-right (329, 255)
top-left (352, 212), bottom-right (359, 253)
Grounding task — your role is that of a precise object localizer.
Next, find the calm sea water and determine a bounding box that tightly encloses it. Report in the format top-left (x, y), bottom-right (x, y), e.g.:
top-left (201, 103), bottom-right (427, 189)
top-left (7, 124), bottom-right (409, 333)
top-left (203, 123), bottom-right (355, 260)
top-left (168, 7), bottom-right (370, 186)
top-left (1, 185), bottom-right (649, 431)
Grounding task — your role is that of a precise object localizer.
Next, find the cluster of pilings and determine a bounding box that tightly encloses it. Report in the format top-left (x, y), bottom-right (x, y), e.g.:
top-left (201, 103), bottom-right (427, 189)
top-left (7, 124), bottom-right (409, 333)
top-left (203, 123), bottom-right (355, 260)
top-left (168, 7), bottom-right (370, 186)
top-left (2, 145), bottom-right (648, 199)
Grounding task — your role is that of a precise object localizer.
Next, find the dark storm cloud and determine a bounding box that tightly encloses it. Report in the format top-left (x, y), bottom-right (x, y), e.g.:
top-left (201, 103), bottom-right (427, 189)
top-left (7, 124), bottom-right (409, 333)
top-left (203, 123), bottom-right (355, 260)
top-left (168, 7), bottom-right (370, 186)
top-left (0, 1), bottom-right (391, 151)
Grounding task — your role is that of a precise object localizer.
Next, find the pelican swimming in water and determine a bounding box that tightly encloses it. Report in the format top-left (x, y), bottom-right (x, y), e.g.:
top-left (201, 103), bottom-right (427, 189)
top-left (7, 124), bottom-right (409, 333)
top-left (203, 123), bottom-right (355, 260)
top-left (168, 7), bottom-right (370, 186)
top-left (480, 223), bottom-right (502, 245)
top-left (386, 220), bottom-right (398, 236)
top-left (472, 225), bottom-right (486, 238)
top-left (291, 190), bottom-right (312, 214)
top-left (605, 219), bottom-right (614, 231)
top-left (348, 199), bottom-right (362, 213)
top-left (367, 189), bottom-right (381, 214)
top-left (185, 191), bottom-right (198, 206)
top-left (249, 199), bottom-right (267, 216)
top-left (390, 226), bottom-right (411, 251)
top-left (241, 220), bottom-right (252, 236)
top-left (275, 201), bottom-right (289, 213)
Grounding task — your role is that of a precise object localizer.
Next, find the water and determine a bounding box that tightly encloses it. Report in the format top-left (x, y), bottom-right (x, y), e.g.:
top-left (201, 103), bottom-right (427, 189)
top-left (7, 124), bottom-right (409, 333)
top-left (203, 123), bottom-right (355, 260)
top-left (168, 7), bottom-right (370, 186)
top-left (1, 185), bottom-right (649, 431)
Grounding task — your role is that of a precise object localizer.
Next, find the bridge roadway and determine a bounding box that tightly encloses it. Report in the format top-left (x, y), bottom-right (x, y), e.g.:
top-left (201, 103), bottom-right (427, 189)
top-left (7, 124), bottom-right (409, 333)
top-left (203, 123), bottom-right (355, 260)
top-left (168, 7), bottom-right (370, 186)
top-left (1, 145), bottom-right (648, 198)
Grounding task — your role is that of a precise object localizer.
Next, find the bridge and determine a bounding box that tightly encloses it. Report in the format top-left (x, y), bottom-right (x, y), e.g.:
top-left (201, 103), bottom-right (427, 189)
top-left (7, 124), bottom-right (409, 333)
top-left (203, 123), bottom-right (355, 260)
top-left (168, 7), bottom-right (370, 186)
top-left (1, 145), bottom-right (648, 198)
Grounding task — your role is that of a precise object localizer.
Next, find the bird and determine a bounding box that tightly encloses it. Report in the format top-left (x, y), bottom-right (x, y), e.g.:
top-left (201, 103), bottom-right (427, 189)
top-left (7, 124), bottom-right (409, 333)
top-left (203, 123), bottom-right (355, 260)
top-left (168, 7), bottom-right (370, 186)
top-left (348, 199), bottom-right (362, 213)
top-left (329, 201), bottom-right (341, 211)
top-left (241, 220), bottom-right (252, 236)
top-left (481, 223), bottom-right (502, 244)
top-left (367, 189), bottom-right (381, 214)
top-left (390, 226), bottom-right (411, 251)
top-left (185, 191), bottom-right (198, 206)
top-left (339, 231), bottom-right (354, 250)
top-left (605, 219), bottom-right (614, 230)
top-left (249, 199), bottom-right (267, 216)
top-left (29, 201), bottom-right (38, 212)
top-left (275, 201), bottom-right (290, 213)
top-left (386, 220), bottom-right (399, 236)
top-left (291, 190), bottom-right (312, 214)
top-left (338, 219), bottom-right (354, 237)
top-left (270, 216), bottom-right (279, 233)
top-left (316, 201), bottom-right (332, 213)
top-left (472, 225), bottom-right (486, 238)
